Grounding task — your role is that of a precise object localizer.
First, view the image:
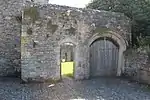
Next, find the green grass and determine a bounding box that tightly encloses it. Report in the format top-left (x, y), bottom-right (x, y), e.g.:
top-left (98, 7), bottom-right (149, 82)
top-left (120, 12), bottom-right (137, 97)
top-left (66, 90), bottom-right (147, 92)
top-left (61, 62), bottom-right (74, 77)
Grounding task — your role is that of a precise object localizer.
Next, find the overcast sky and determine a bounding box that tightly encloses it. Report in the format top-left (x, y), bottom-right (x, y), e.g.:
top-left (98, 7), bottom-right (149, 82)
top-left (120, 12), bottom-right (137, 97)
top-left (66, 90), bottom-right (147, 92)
top-left (49, 0), bottom-right (92, 8)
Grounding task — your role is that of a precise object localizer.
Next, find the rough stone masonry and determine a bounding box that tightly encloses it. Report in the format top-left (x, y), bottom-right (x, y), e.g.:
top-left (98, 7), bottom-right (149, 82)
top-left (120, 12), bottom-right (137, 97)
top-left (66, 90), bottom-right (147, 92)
top-left (0, 0), bottom-right (132, 82)
top-left (21, 1), bottom-right (131, 82)
top-left (0, 0), bottom-right (22, 76)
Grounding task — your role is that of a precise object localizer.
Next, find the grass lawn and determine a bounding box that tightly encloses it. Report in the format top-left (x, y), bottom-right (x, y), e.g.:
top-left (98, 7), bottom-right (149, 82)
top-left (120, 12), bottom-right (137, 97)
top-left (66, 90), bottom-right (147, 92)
top-left (61, 62), bottom-right (74, 77)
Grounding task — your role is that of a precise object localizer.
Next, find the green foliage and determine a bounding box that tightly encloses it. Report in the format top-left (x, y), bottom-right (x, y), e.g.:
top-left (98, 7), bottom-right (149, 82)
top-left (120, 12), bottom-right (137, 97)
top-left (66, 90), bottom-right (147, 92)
top-left (87, 0), bottom-right (150, 47)
top-left (138, 37), bottom-right (150, 46)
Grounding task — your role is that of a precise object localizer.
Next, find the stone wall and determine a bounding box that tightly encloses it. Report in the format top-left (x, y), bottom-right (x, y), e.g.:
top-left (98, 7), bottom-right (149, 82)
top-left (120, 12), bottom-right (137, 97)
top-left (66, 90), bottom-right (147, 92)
top-left (21, 3), bottom-right (131, 82)
top-left (25, 0), bottom-right (49, 4)
top-left (0, 0), bottom-right (22, 76)
top-left (124, 48), bottom-right (150, 85)
top-left (1, 0), bottom-right (150, 84)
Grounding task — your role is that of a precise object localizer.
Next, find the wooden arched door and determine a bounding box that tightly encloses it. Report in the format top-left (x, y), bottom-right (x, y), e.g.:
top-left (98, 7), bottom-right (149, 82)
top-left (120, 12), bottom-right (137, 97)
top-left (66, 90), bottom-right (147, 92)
top-left (90, 37), bottom-right (119, 77)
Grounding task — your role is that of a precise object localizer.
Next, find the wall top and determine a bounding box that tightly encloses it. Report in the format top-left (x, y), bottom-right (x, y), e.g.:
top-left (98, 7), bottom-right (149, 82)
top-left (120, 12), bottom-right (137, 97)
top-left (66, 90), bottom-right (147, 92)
top-left (25, 0), bottom-right (49, 4)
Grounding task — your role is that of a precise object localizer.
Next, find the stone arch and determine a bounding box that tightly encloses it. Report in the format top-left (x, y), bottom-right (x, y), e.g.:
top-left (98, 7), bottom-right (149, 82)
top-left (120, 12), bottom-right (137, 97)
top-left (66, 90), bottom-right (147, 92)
top-left (88, 31), bottom-right (127, 76)
top-left (58, 38), bottom-right (78, 46)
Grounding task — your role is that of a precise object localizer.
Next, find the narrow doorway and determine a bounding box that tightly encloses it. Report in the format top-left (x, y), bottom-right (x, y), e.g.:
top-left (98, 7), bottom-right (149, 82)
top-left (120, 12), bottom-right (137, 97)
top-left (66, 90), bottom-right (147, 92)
top-left (60, 42), bottom-right (75, 78)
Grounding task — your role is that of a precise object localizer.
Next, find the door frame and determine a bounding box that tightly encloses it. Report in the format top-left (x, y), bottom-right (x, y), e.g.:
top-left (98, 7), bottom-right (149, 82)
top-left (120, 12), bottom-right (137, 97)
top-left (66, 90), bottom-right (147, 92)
top-left (59, 41), bottom-right (77, 79)
top-left (88, 31), bottom-right (127, 76)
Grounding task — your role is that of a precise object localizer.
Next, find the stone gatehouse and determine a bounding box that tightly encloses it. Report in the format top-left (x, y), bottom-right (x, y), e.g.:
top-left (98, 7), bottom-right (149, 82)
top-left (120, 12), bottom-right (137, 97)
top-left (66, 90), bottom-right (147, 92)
top-left (21, 1), bottom-right (131, 82)
top-left (0, 0), bottom-right (132, 82)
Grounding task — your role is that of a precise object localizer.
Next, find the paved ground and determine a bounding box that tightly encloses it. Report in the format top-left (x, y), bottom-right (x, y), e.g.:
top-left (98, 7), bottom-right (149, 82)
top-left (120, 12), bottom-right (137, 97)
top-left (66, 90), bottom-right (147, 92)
top-left (0, 77), bottom-right (150, 100)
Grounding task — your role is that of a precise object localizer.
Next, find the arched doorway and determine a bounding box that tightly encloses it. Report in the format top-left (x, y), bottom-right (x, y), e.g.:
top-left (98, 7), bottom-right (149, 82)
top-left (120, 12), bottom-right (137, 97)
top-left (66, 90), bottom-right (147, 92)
top-left (60, 42), bottom-right (75, 78)
top-left (90, 37), bottom-right (119, 77)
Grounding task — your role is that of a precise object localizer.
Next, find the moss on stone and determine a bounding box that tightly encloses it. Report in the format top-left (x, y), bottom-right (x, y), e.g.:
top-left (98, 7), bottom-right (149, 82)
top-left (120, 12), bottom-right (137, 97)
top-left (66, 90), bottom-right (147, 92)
top-left (124, 48), bottom-right (137, 57)
top-left (21, 36), bottom-right (28, 56)
top-left (21, 36), bottom-right (28, 44)
top-left (27, 28), bottom-right (32, 35)
top-left (66, 27), bottom-right (76, 35)
top-left (47, 20), bottom-right (58, 34)
top-left (15, 16), bottom-right (22, 23)
top-left (24, 6), bottom-right (39, 23)
top-left (94, 27), bottom-right (111, 33)
top-left (59, 12), bottom-right (70, 22)
top-left (61, 12), bottom-right (68, 19)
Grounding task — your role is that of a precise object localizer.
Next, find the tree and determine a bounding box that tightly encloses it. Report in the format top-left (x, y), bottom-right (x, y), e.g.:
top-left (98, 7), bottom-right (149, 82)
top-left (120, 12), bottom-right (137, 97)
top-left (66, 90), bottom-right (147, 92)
top-left (87, 0), bottom-right (150, 47)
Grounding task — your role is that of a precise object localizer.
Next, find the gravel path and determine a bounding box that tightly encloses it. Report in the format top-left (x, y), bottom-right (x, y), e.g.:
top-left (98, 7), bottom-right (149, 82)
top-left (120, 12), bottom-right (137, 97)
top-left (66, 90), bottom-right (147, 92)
top-left (0, 77), bottom-right (150, 100)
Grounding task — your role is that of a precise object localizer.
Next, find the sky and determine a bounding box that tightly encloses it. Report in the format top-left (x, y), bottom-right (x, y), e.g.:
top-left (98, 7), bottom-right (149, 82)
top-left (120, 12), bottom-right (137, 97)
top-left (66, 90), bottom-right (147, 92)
top-left (49, 0), bottom-right (92, 8)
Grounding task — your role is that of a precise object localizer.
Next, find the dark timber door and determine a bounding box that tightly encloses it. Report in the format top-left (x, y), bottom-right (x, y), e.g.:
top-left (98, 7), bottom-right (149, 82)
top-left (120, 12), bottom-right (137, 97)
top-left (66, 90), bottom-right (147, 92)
top-left (90, 37), bottom-right (119, 77)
